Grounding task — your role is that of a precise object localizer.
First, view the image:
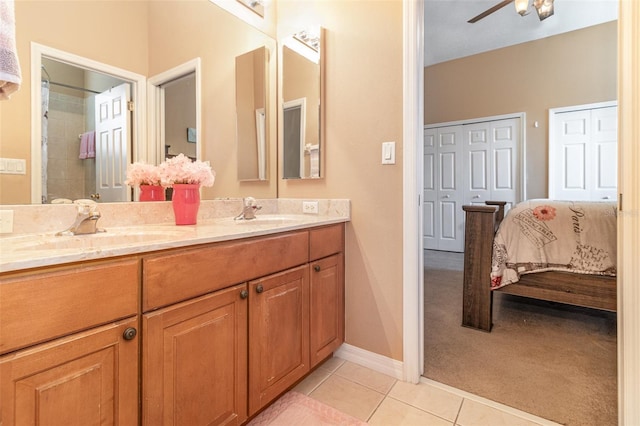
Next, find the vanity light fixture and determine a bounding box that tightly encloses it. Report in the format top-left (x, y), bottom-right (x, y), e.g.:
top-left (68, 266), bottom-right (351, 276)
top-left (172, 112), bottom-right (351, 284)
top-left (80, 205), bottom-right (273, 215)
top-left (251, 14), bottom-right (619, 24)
top-left (294, 29), bottom-right (320, 52)
top-left (236, 0), bottom-right (264, 17)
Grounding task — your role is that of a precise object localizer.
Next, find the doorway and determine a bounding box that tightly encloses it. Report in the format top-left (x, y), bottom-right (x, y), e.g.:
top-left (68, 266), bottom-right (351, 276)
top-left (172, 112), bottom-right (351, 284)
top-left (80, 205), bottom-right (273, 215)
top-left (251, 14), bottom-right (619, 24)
top-left (30, 43), bottom-right (146, 204)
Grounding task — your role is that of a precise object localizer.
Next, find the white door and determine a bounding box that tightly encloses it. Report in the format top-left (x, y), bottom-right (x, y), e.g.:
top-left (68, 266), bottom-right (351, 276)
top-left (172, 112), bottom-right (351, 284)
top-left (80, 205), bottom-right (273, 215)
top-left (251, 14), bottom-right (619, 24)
top-left (94, 84), bottom-right (130, 202)
top-left (549, 104), bottom-right (617, 201)
top-left (423, 126), bottom-right (463, 252)
top-left (464, 118), bottom-right (519, 213)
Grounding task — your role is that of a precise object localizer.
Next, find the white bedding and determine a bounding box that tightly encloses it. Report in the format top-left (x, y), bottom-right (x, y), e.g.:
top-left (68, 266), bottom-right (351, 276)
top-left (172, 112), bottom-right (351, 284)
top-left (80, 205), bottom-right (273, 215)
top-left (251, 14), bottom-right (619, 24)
top-left (490, 199), bottom-right (617, 290)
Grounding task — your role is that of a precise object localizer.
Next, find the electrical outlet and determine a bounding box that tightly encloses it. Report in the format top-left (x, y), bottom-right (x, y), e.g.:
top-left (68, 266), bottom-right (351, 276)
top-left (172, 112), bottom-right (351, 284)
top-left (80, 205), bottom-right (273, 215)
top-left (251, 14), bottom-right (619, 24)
top-left (0, 210), bottom-right (14, 233)
top-left (302, 201), bottom-right (319, 214)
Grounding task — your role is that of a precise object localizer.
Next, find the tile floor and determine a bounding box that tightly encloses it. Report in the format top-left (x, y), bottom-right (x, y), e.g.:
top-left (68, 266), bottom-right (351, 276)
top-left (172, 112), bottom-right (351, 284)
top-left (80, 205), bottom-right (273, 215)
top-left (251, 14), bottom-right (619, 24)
top-left (292, 357), bottom-right (561, 426)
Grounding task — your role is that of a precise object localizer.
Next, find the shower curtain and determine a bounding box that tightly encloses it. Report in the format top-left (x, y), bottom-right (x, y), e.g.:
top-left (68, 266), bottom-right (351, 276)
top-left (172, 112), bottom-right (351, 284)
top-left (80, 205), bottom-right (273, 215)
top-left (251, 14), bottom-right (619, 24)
top-left (41, 80), bottom-right (49, 203)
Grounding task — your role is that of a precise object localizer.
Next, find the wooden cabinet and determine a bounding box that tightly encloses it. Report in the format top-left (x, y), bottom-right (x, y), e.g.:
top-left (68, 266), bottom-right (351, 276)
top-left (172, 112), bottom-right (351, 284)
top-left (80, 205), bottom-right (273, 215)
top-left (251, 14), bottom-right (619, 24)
top-left (248, 265), bottom-right (310, 415)
top-left (0, 258), bottom-right (140, 426)
top-left (310, 253), bottom-right (345, 368)
top-left (143, 283), bottom-right (248, 426)
top-left (0, 317), bottom-right (139, 426)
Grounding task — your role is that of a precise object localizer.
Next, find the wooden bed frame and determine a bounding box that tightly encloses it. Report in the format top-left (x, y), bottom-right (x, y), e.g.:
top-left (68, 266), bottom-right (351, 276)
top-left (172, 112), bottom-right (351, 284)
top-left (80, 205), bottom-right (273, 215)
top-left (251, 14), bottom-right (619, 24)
top-left (461, 201), bottom-right (617, 332)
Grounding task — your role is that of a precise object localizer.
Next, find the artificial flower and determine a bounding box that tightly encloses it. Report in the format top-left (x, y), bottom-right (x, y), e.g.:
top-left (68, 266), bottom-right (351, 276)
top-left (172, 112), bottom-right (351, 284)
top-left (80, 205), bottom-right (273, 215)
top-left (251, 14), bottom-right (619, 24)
top-left (125, 162), bottom-right (163, 186)
top-left (159, 153), bottom-right (215, 187)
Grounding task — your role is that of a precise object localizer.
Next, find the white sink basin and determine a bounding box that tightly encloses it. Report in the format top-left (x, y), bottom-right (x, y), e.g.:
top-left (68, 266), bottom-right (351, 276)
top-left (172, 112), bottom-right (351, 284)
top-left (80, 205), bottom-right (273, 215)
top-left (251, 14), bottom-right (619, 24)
top-left (4, 226), bottom-right (193, 252)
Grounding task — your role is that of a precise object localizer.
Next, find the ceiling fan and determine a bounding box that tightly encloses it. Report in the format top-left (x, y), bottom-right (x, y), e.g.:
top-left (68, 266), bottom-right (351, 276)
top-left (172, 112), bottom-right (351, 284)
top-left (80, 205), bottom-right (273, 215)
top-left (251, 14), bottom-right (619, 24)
top-left (468, 0), bottom-right (555, 23)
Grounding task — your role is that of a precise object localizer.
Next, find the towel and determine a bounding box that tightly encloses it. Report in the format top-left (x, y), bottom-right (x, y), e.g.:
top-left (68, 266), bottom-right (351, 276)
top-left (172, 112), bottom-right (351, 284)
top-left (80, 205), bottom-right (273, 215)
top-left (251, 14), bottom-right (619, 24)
top-left (79, 131), bottom-right (96, 159)
top-left (0, 0), bottom-right (21, 100)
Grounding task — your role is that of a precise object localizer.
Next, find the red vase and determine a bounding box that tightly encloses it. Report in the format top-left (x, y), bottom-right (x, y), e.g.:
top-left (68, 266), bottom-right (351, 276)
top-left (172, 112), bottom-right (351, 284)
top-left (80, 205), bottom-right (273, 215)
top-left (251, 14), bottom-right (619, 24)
top-left (171, 184), bottom-right (200, 225)
top-left (139, 185), bottom-right (165, 202)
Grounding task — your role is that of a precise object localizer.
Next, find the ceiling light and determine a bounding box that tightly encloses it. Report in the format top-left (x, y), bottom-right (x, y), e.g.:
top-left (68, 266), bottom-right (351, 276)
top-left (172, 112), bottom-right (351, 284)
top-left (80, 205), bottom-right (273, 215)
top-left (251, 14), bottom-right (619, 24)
top-left (534, 0), bottom-right (554, 21)
top-left (514, 0), bottom-right (529, 16)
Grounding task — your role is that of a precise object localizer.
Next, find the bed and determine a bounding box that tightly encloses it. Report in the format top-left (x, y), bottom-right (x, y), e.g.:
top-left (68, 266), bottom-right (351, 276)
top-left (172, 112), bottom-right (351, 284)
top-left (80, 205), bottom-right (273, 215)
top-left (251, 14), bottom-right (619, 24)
top-left (461, 199), bottom-right (617, 332)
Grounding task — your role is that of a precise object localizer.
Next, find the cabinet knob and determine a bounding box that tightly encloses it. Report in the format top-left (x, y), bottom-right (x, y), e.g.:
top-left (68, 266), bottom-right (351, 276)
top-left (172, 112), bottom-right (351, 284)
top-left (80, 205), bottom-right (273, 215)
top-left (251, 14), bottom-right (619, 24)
top-left (240, 289), bottom-right (249, 299)
top-left (313, 265), bottom-right (321, 272)
top-left (123, 327), bottom-right (137, 341)
top-left (256, 284), bottom-right (264, 294)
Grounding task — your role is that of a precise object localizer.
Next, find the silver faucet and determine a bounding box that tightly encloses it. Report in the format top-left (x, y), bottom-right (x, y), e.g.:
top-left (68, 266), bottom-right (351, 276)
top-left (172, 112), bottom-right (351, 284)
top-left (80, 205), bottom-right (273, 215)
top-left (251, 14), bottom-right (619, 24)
top-left (56, 199), bottom-right (105, 236)
top-left (234, 197), bottom-right (262, 221)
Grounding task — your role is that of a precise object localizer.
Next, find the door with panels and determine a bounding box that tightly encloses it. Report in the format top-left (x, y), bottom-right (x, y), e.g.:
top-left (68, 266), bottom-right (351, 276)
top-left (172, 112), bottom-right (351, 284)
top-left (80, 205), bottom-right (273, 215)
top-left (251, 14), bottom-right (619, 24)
top-left (549, 104), bottom-right (617, 201)
top-left (424, 125), bottom-right (464, 252)
top-left (463, 118), bottom-right (520, 214)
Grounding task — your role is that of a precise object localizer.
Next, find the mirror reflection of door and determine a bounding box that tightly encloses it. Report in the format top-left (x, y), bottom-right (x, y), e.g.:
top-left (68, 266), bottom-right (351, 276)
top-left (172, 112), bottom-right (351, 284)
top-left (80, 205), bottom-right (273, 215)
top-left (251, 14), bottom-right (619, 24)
top-left (94, 84), bottom-right (131, 202)
top-left (40, 58), bottom-right (130, 203)
top-left (281, 42), bottom-right (321, 179)
top-left (162, 73), bottom-right (197, 161)
top-left (283, 100), bottom-right (305, 179)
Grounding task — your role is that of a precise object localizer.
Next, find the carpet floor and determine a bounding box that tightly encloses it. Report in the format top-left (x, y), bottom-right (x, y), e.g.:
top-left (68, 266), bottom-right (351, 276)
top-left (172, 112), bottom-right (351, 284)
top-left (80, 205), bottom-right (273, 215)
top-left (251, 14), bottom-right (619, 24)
top-left (423, 250), bottom-right (617, 426)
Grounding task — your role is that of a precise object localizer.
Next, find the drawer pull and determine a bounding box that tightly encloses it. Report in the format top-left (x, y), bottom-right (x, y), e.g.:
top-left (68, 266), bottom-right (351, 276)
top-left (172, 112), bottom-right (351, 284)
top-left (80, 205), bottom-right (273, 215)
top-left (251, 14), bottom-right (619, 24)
top-left (256, 284), bottom-right (264, 294)
top-left (313, 265), bottom-right (321, 272)
top-left (240, 289), bottom-right (249, 299)
top-left (123, 327), bottom-right (137, 341)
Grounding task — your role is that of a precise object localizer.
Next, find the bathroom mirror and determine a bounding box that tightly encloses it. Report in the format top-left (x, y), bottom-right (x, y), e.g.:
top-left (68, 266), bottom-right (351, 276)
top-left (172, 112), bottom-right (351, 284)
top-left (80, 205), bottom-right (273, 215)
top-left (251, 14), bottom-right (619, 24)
top-left (281, 27), bottom-right (324, 179)
top-left (0, 0), bottom-right (278, 205)
top-left (236, 46), bottom-right (268, 181)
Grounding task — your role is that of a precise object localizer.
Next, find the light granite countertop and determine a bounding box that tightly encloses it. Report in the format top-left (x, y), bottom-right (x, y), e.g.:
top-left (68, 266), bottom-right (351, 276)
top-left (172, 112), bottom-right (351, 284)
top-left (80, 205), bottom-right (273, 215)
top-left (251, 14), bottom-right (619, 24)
top-left (0, 199), bottom-right (350, 273)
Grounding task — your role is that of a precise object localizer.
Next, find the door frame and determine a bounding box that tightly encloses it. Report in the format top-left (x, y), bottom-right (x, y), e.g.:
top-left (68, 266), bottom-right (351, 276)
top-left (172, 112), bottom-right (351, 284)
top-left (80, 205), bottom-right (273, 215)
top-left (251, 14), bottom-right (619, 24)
top-left (282, 98), bottom-right (306, 178)
top-left (147, 58), bottom-right (202, 165)
top-left (30, 43), bottom-right (146, 203)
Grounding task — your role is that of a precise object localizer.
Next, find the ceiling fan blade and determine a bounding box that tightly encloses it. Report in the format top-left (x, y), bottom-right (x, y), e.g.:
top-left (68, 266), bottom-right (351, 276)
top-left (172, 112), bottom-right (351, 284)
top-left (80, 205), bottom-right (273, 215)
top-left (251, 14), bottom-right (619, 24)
top-left (468, 0), bottom-right (514, 23)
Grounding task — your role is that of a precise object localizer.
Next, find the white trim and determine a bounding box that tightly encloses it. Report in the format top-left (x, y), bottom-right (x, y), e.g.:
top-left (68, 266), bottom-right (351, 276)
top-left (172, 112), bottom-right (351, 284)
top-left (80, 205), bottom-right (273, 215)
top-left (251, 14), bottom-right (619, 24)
top-left (424, 111), bottom-right (525, 129)
top-left (617, 0), bottom-right (640, 424)
top-left (148, 58), bottom-right (202, 165)
top-left (402, 0), bottom-right (424, 383)
top-left (334, 344), bottom-right (404, 381)
top-left (548, 100), bottom-right (617, 115)
top-left (30, 43), bottom-right (146, 204)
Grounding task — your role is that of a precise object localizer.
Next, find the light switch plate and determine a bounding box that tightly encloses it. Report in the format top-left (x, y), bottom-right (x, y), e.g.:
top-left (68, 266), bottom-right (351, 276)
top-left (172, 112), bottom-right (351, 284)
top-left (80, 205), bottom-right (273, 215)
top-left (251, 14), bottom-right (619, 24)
top-left (382, 142), bottom-right (395, 165)
top-left (0, 210), bottom-right (14, 233)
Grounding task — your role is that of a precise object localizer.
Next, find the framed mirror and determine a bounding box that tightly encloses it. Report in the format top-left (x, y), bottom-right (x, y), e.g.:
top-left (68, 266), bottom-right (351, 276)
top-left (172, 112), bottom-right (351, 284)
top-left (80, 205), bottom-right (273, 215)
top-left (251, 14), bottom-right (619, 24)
top-left (236, 46), bottom-right (268, 181)
top-left (281, 27), bottom-right (324, 180)
top-left (0, 0), bottom-right (278, 205)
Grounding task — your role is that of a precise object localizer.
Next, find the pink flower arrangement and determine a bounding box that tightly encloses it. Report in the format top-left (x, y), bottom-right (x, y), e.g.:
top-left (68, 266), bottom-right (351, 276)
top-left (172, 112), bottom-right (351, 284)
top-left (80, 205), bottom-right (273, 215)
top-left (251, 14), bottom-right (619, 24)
top-left (159, 154), bottom-right (216, 187)
top-left (125, 162), bottom-right (163, 187)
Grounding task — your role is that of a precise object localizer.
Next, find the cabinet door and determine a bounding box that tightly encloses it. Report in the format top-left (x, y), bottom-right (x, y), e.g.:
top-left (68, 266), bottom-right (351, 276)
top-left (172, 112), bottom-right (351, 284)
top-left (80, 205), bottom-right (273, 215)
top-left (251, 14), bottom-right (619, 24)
top-left (0, 317), bottom-right (138, 426)
top-left (309, 254), bottom-right (344, 368)
top-left (248, 265), bottom-right (309, 415)
top-left (142, 284), bottom-right (248, 426)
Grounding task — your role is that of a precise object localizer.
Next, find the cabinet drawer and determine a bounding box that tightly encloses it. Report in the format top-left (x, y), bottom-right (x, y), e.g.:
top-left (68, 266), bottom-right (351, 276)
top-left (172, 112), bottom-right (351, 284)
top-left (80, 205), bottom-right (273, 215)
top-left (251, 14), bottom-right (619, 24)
top-left (143, 231), bottom-right (309, 311)
top-left (0, 259), bottom-right (139, 355)
top-left (309, 224), bottom-right (344, 261)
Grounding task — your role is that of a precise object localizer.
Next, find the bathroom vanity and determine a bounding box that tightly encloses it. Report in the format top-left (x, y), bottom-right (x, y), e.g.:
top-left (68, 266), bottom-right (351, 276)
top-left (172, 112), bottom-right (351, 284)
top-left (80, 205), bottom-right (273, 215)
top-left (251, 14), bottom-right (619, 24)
top-left (0, 202), bottom-right (348, 425)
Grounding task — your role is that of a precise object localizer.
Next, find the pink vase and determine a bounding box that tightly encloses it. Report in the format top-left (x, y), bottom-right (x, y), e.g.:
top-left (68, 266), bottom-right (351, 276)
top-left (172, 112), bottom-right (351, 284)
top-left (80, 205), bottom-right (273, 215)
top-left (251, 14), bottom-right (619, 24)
top-left (171, 183), bottom-right (200, 225)
top-left (139, 185), bottom-right (165, 202)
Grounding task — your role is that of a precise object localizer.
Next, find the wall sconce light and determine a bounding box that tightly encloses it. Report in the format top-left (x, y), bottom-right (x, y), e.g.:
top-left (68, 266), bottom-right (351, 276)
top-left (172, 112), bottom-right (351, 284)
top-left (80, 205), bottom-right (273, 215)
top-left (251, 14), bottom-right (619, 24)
top-left (514, 0), bottom-right (529, 16)
top-left (533, 0), bottom-right (554, 21)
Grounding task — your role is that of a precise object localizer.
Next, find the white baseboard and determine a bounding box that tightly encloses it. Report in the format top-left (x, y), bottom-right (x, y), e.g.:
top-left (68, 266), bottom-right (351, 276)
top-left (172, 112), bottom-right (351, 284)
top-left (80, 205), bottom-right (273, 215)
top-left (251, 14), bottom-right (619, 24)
top-left (334, 343), bottom-right (404, 380)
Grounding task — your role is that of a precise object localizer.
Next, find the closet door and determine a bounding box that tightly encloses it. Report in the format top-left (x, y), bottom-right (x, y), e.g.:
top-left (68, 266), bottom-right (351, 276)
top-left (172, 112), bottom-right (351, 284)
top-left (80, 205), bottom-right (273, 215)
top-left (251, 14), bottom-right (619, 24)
top-left (464, 118), bottom-right (519, 213)
top-left (423, 126), bottom-right (464, 252)
top-left (549, 104), bottom-right (617, 201)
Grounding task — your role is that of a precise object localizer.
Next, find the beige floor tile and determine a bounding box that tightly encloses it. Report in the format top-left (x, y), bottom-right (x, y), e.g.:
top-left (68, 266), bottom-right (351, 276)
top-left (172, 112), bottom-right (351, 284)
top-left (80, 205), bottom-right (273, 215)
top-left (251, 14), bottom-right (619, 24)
top-left (334, 361), bottom-right (397, 394)
top-left (457, 399), bottom-right (544, 426)
top-left (309, 374), bottom-right (385, 421)
top-left (369, 397), bottom-right (454, 426)
top-left (388, 380), bottom-right (463, 422)
top-left (292, 367), bottom-right (332, 395)
top-left (317, 356), bottom-right (346, 373)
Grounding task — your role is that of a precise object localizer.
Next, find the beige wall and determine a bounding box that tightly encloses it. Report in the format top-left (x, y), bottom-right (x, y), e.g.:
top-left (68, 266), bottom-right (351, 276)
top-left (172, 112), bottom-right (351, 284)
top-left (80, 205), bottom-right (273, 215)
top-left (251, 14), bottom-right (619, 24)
top-left (424, 22), bottom-right (617, 199)
top-left (278, 0), bottom-right (405, 360)
top-left (0, 0), bottom-right (149, 204)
